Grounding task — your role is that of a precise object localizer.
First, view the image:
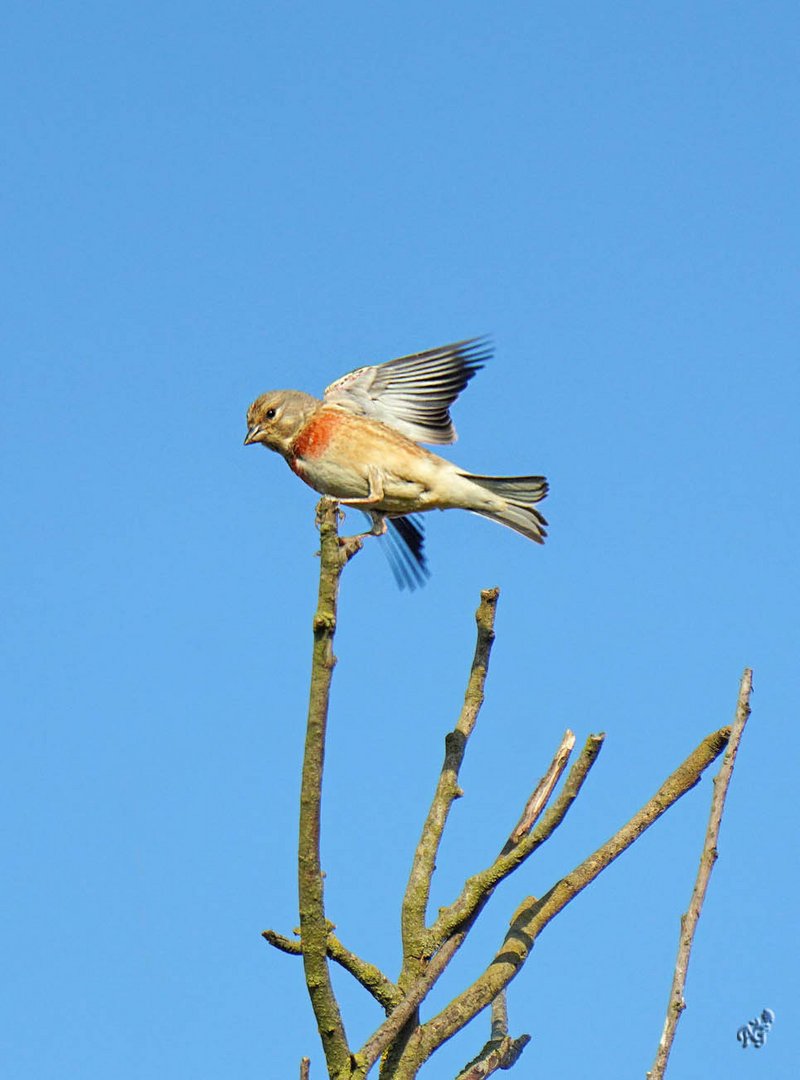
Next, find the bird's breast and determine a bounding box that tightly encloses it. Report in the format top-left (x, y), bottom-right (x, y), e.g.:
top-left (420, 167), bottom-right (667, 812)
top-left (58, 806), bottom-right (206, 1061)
top-left (291, 409), bottom-right (339, 460)
top-left (288, 410), bottom-right (370, 498)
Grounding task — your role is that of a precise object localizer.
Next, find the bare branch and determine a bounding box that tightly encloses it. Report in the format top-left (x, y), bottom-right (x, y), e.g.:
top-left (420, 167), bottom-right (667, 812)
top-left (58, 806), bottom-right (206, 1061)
top-left (647, 668), bottom-right (753, 1080)
top-left (507, 729), bottom-right (576, 845)
top-left (325, 935), bottom-right (399, 1013)
top-left (415, 725), bottom-right (731, 1060)
top-left (490, 991), bottom-right (508, 1042)
top-left (282, 505), bottom-right (745, 1078)
top-left (263, 927), bottom-right (401, 1012)
top-left (296, 498), bottom-right (359, 1075)
top-left (485, 989), bottom-right (505, 1041)
top-left (356, 736), bottom-right (603, 1075)
top-left (263, 928), bottom-right (302, 955)
top-left (401, 588), bottom-right (500, 968)
top-left (427, 733), bottom-right (605, 950)
top-left (455, 991), bottom-right (531, 1079)
top-left (355, 932), bottom-right (464, 1074)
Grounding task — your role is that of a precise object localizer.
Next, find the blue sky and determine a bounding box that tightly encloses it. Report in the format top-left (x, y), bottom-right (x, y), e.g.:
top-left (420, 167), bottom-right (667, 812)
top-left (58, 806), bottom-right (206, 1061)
top-left (2, 2), bottom-right (798, 1077)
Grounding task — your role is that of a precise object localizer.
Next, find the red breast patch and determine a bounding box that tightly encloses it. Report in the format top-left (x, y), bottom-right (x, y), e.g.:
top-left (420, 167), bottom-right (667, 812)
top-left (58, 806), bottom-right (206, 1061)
top-left (291, 409), bottom-right (340, 461)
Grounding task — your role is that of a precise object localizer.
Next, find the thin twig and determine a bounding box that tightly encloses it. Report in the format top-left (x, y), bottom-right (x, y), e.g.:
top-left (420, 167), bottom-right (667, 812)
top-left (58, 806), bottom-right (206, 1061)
top-left (296, 499), bottom-right (359, 1075)
top-left (262, 928), bottom-right (303, 955)
top-left (262, 927), bottom-right (400, 1011)
top-left (426, 733), bottom-right (605, 950)
top-left (413, 725), bottom-right (731, 1062)
top-left (455, 990), bottom-right (531, 1079)
top-left (647, 669), bottom-right (753, 1080)
top-left (507, 729), bottom-right (576, 845)
top-left (490, 991), bottom-right (508, 1041)
top-left (355, 737), bottom-right (604, 1074)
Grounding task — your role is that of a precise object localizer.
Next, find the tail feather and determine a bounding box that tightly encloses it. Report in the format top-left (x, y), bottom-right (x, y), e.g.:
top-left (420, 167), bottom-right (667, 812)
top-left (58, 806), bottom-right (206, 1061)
top-left (384, 515), bottom-right (430, 590)
top-left (464, 473), bottom-right (549, 544)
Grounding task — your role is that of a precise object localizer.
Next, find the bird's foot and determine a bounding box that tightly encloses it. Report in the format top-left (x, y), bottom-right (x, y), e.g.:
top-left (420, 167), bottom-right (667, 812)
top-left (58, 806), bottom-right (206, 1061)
top-left (340, 510), bottom-right (387, 543)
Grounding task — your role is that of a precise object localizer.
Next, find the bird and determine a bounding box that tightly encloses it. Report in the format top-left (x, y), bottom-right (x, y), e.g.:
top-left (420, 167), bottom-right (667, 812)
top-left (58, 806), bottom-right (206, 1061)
top-left (244, 338), bottom-right (548, 588)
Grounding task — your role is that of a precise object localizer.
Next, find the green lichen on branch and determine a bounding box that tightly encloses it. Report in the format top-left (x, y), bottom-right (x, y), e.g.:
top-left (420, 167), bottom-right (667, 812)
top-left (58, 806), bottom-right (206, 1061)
top-left (297, 499), bottom-right (359, 1076)
top-left (269, 504), bottom-right (749, 1079)
top-left (263, 926), bottom-right (400, 1013)
top-left (409, 726), bottom-right (731, 1063)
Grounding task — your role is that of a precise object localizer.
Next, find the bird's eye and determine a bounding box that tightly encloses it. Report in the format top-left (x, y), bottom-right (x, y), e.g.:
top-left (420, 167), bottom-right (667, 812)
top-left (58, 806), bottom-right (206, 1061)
top-left (265, 408), bottom-right (277, 420)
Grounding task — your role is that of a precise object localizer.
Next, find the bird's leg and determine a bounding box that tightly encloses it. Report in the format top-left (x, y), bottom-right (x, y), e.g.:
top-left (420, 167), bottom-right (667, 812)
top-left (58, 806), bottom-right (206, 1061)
top-left (338, 469), bottom-right (389, 542)
top-left (340, 510), bottom-right (387, 544)
top-left (364, 510), bottom-right (388, 536)
top-left (340, 467), bottom-right (385, 507)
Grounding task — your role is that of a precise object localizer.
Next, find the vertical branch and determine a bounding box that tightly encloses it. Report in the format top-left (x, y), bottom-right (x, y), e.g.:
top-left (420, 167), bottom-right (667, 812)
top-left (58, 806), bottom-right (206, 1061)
top-left (372, 591), bottom-right (499, 1077)
top-left (647, 668), bottom-right (754, 1080)
top-left (401, 588), bottom-right (500, 965)
top-left (298, 499), bottom-right (361, 1077)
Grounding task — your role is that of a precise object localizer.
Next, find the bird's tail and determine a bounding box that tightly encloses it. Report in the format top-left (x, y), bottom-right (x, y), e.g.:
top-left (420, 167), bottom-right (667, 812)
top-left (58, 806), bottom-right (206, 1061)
top-left (465, 473), bottom-right (549, 543)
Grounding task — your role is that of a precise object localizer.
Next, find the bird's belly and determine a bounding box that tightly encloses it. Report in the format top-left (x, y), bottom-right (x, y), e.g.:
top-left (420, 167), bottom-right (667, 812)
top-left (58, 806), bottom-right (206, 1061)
top-left (289, 454), bottom-right (370, 499)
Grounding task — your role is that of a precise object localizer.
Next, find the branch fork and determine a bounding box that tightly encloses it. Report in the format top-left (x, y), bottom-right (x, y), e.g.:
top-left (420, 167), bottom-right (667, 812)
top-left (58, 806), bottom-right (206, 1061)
top-left (261, 501), bottom-right (752, 1079)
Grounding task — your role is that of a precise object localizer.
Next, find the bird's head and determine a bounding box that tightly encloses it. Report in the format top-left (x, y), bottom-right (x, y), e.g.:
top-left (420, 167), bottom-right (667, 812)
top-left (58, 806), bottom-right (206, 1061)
top-left (244, 390), bottom-right (319, 456)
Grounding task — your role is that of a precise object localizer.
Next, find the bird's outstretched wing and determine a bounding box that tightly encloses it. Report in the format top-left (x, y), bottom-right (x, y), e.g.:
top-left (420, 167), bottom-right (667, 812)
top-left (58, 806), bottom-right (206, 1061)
top-left (323, 338), bottom-right (489, 444)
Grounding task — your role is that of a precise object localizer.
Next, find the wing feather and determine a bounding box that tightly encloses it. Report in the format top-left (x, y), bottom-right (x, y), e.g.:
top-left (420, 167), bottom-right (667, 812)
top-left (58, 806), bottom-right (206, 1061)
top-left (324, 338), bottom-right (489, 444)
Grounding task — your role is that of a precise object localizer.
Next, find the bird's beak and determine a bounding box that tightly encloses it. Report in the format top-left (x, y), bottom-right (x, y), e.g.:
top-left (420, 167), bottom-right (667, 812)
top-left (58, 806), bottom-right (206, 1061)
top-left (244, 425), bottom-right (262, 446)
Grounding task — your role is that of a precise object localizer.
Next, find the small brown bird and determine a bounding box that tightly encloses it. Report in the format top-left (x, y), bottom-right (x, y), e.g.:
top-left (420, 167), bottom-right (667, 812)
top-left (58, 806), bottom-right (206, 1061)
top-left (244, 339), bottom-right (548, 587)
